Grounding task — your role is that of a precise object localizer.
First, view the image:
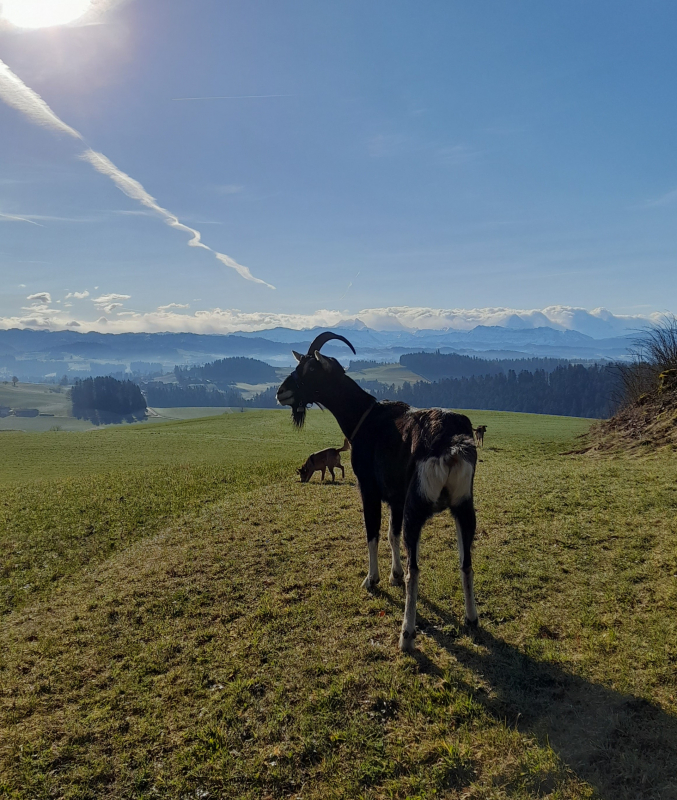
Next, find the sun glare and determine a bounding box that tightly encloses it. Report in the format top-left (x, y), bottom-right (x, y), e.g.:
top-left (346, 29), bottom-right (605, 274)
top-left (1, 0), bottom-right (93, 29)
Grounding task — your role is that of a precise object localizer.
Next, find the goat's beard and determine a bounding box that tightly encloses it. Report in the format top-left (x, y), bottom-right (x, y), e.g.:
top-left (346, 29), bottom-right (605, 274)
top-left (291, 404), bottom-right (307, 428)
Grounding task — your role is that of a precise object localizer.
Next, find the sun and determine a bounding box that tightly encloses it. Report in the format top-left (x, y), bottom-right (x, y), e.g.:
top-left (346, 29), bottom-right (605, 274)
top-left (1, 0), bottom-right (93, 29)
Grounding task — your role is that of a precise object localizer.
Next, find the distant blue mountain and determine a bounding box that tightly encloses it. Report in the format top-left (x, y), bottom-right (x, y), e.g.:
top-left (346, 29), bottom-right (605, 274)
top-left (0, 323), bottom-right (634, 383)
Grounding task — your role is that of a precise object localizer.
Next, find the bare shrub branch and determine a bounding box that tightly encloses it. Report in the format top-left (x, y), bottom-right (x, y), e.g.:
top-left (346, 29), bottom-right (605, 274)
top-left (615, 315), bottom-right (677, 407)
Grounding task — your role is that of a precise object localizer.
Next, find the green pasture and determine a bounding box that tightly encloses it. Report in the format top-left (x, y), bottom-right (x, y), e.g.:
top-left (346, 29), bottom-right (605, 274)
top-left (146, 406), bottom-right (244, 421)
top-left (1, 408), bottom-right (676, 799)
top-left (346, 362), bottom-right (428, 387)
top-left (0, 383), bottom-right (94, 432)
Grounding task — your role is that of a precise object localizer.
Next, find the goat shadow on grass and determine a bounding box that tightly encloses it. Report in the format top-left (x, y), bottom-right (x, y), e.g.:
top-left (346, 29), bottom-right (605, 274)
top-left (414, 595), bottom-right (677, 800)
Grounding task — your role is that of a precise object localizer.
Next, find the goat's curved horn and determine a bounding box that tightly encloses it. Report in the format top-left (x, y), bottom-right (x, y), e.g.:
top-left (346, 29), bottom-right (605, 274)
top-left (306, 331), bottom-right (356, 356)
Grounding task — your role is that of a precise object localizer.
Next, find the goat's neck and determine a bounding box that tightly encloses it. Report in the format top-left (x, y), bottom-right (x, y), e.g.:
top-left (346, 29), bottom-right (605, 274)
top-left (318, 376), bottom-right (375, 441)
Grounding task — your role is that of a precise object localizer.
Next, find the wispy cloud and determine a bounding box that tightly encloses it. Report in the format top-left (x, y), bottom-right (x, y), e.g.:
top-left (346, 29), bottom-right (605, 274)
top-left (172, 94), bottom-right (293, 101)
top-left (644, 188), bottom-right (677, 208)
top-left (368, 133), bottom-right (409, 158)
top-left (158, 302), bottom-right (190, 311)
top-left (0, 211), bottom-right (43, 226)
top-left (26, 292), bottom-right (52, 304)
top-left (437, 143), bottom-right (479, 167)
top-left (0, 56), bottom-right (274, 288)
top-left (66, 290), bottom-right (90, 299)
top-left (93, 292), bottom-right (130, 313)
top-left (214, 184), bottom-right (244, 195)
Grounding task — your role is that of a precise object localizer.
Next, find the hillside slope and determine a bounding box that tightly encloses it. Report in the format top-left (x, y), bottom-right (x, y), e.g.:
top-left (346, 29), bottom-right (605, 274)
top-left (1, 410), bottom-right (676, 799)
top-left (591, 370), bottom-right (677, 453)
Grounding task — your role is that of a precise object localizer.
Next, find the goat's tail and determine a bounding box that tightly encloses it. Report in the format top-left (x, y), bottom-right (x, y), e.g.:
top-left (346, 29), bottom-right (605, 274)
top-left (444, 434), bottom-right (477, 464)
top-left (338, 437), bottom-right (351, 452)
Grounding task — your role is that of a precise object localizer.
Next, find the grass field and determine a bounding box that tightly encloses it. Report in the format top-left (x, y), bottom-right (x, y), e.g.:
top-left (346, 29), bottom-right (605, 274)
top-left (346, 363), bottom-right (427, 387)
top-left (0, 383), bottom-right (96, 432)
top-left (1, 409), bottom-right (676, 799)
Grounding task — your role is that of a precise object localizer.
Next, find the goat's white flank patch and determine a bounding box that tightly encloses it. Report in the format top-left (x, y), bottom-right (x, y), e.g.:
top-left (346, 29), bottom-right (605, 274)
top-left (417, 454), bottom-right (473, 506)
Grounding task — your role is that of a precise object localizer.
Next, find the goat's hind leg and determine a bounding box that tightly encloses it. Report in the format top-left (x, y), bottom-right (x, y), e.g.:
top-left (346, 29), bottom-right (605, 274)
top-left (399, 494), bottom-right (430, 651)
top-left (452, 499), bottom-right (478, 627)
top-left (388, 506), bottom-right (405, 586)
top-left (360, 487), bottom-right (382, 590)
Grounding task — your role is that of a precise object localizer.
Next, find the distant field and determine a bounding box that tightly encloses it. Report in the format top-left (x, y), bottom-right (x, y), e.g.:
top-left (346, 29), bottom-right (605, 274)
top-left (0, 407), bottom-right (345, 485)
top-left (0, 408), bottom-right (580, 486)
top-left (0, 382), bottom-right (96, 432)
top-left (346, 361), bottom-right (428, 387)
top-left (1, 408), bottom-right (676, 798)
top-left (147, 406), bottom-right (240, 421)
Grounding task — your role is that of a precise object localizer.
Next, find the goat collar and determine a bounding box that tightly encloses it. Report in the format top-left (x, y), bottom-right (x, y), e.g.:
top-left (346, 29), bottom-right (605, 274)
top-left (349, 400), bottom-right (376, 443)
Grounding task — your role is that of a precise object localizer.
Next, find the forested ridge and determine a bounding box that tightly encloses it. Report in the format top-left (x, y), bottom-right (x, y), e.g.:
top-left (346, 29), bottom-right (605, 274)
top-left (369, 363), bottom-right (617, 418)
top-left (174, 357), bottom-right (277, 387)
top-left (145, 384), bottom-right (244, 407)
top-left (400, 351), bottom-right (569, 381)
top-left (146, 356), bottom-right (618, 419)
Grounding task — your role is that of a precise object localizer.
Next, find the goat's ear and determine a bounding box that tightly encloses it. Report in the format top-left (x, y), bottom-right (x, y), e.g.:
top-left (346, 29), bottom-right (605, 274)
top-left (292, 350), bottom-right (303, 363)
top-left (314, 350), bottom-right (332, 371)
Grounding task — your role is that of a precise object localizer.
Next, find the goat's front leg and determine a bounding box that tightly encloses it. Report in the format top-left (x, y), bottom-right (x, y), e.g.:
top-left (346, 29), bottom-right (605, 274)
top-left (360, 488), bottom-right (382, 590)
top-left (452, 499), bottom-right (478, 627)
top-left (388, 506), bottom-right (405, 586)
top-left (399, 494), bottom-right (430, 651)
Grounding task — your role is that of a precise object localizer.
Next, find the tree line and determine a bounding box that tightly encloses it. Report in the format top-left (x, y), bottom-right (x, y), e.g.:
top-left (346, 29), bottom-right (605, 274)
top-left (368, 363), bottom-right (618, 418)
top-left (145, 384), bottom-right (245, 407)
top-left (149, 362), bottom-right (618, 418)
top-left (174, 357), bottom-right (278, 387)
top-left (400, 351), bottom-right (569, 381)
top-left (71, 377), bottom-right (147, 424)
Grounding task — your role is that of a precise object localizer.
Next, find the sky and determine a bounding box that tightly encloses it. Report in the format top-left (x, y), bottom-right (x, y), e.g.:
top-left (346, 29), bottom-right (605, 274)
top-left (1, 0), bottom-right (676, 334)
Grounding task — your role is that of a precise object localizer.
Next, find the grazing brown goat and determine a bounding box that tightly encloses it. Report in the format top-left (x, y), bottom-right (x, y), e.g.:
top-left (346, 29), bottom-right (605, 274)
top-left (474, 425), bottom-right (487, 447)
top-left (298, 438), bottom-right (350, 483)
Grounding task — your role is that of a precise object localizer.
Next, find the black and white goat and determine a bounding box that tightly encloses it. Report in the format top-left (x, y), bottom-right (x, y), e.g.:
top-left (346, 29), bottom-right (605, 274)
top-left (277, 331), bottom-right (479, 651)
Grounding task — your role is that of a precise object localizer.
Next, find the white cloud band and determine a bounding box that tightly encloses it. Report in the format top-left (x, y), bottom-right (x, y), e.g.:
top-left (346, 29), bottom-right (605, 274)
top-left (0, 304), bottom-right (668, 338)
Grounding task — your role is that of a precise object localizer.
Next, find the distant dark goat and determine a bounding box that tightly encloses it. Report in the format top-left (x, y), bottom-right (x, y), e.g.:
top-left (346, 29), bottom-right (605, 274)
top-left (277, 332), bottom-right (479, 651)
top-left (298, 438), bottom-right (350, 483)
top-left (474, 425), bottom-right (487, 447)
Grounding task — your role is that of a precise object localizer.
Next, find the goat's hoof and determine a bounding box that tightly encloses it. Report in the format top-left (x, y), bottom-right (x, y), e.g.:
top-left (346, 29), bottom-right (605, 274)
top-left (464, 616), bottom-right (479, 629)
top-left (389, 571), bottom-right (405, 587)
top-left (398, 628), bottom-right (417, 652)
top-left (361, 574), bottom-right (380, 590)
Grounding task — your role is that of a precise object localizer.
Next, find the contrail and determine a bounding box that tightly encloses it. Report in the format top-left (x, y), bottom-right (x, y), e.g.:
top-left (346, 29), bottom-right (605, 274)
top-left (338, 271), bottom-right (360, 301)
top-left (0, 57), bottom-right (274, 289)
top-left (82, 149), bottom-right (274, 287)
top-left (0, 211), bottom-right (44, 226)
top-left (172, 94), bottom-right (293, 101)
top-left (0, 60), bottom-right (82, 139)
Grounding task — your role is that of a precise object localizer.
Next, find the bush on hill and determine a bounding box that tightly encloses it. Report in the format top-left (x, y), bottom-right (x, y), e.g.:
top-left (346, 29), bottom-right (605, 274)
top-left (594, 316), bottom-right (677, 450)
